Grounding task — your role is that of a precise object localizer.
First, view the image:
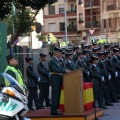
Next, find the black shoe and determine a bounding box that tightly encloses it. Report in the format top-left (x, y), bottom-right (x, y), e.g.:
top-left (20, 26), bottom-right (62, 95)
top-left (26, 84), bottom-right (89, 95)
top-left (105, 103), bottom-right (113, 106)
top-left (46, 104), bottom-right (51, 107)
top-left (37, 105), bottom-right (45, 109)
top-left (112, 100), bottom-right (119, 103)
top-left (29, 108), bottom-right (36, 111)
top-left (99, 106), bottom-right (107, 109)
top-left (51, 112), bottom-right (62, 115)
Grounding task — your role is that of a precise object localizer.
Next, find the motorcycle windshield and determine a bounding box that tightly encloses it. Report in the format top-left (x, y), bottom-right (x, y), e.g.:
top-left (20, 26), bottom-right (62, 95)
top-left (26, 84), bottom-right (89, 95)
top-left (0, 73), bottom-right (24, 94)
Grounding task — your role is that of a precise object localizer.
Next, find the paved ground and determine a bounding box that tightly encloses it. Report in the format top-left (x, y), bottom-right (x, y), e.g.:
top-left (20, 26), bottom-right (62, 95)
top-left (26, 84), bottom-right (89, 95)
top-left (99, 102), bottom-right (120, 120)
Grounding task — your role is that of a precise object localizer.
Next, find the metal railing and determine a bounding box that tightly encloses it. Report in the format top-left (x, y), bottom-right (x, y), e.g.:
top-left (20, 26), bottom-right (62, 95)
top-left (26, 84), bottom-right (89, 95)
top-left (84, 2), bottom-right (100, 7)
top-left (66, 10), bottom-right (76, 13)
top-left (107, 4), bottom-right (120, 11)
top-left (85, 21), bottom-right (101, 28)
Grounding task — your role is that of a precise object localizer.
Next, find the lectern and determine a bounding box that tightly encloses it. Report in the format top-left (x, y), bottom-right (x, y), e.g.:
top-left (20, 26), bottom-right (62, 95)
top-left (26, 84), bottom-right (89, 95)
top-left (63, 69), bottom-right (84, 115)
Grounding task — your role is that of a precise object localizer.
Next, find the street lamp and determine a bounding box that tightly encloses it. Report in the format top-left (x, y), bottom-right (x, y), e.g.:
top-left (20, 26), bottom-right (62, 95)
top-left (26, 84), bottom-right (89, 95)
top-left (64, 0), bottom-right (68, 48)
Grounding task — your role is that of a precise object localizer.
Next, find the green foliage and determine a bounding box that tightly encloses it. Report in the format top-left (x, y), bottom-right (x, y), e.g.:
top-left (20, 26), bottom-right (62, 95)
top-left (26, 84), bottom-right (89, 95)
top-left (0, 0), bottom-right (58, 20)
top-left (46, 33), bottom-right (58, 44)
top-left (37, 34), bottom-right (45, 41)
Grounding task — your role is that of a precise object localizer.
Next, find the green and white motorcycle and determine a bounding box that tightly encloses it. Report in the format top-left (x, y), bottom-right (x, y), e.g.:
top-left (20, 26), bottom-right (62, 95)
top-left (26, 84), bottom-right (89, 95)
top-left (0, 73), bottom-right (30, 120)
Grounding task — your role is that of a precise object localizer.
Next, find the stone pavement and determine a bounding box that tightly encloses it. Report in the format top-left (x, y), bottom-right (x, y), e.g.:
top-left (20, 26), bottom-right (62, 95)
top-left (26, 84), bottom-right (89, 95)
top-left (99, 102), bottom-right (120, 120)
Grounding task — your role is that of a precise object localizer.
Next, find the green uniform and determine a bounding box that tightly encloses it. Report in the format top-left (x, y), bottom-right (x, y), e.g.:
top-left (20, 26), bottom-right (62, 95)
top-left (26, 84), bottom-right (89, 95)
top-left (49, 56), bottom-right (66, 114)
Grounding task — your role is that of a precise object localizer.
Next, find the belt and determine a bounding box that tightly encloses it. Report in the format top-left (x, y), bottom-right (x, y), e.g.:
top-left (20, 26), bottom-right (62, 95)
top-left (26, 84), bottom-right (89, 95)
top-left (50, 72), bottom-right (63, 75)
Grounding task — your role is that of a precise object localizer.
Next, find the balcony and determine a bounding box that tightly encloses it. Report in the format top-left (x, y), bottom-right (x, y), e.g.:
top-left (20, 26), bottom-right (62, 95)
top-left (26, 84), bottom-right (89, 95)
top-left (84, 1), bottom-right (100, 7)
top-left (78, 19), bottom-right (84, 23)
top-left (66, 10), bottom-right (76, 13)
top-left (67, 25), bottom-right (77, 31)
top-left (107, 4), bottom-right (120, 11)
top-left (85, 21), bottom-right (101, 28)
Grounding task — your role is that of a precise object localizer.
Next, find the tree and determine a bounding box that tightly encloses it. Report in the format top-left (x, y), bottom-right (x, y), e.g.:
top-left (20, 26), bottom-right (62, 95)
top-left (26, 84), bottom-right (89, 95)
top-left (0, 0), bottom-right (58, 48)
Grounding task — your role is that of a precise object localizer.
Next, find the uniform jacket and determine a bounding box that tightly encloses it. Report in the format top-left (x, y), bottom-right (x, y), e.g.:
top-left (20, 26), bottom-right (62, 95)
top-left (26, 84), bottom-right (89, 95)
top-left (72, 53), bottom-right (77, 64)
top-left (37, 61), bottom-right (50, 84)
top-left (104, 58), bottom-right (117, 76)
top-left (49, 56), bottom-right (66, 86)
top-left (90, 64), bottom-right (103, 85)
top-left (111, 56), bottom-right (120, 71)
top-left (26, 64), bottom-right (38, 87)
top-left (97, 60), bottom-right (110, 83)
top-left (65, 60), bottom-right (75, 71)
top-left (75, 59), bottom-right (90, 82)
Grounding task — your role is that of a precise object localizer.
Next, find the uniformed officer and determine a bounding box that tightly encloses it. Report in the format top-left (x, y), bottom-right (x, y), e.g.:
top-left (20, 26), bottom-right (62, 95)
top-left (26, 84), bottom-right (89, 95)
top-left (90, 56), bottom-right (107, 109)
top-left (49, 47), bottom-right (71, 115)
top-left (37, 53), bottom-right (51, 108)
top-left (25, 57), bottom-right (40, 111)
top-left (75, 51), bottom-right (90, 82)
top-left (111, 48), bottom-right (120, 100)
top-left (65, 53), bottom-right (75, 71)
top-left (5, 54), bottom-right (26, 90)
top-left (97, 52), bottom-right (113, 106)
top-left (104, 51), bottom-right (119, 103)
top-left (72, 46), bottom-right (79, 64)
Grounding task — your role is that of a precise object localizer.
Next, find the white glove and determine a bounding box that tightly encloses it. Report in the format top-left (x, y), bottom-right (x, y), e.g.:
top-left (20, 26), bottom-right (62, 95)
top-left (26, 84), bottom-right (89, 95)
top-left (38, 77), bottom-right (41, 82)
top-left (87, 71), bottom-right (90, 76)
top-left (108, 74), bottom-right (111, 80)
top-left (115, 72), bottom-right (118, 77)
top-left (101, 77), bottom-right (104, 82)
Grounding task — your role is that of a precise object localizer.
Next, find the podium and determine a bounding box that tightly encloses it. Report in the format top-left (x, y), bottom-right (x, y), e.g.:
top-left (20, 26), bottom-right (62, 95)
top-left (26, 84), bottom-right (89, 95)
top-left (63, 69), bottom-right (84, 115)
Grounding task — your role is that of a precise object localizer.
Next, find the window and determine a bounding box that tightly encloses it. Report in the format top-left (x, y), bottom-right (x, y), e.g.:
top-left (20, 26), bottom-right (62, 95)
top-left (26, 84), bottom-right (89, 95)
top-left (71, 22), bottom-right (74, 27)
top-left (59, 4), bottom-right (64, 13)
top-left (59, 23), bottom-right (65, 31)
top-left (78, 0), bottom-right (83, 4)
top-left (71, 4), bottom-right (74, 11)
top-left (48, 6), bottom-right (55, 14)
top-left (104, 19), bottom-right (106, 28)
top-left (49, 23), bottom-right (56, 32)
top-left (79, 13), bottom-right (83, 21)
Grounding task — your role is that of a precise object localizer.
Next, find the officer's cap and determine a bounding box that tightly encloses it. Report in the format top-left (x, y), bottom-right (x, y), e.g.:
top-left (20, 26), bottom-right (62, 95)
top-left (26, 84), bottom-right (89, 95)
top-left (97, 52), bottom-right (105, 56)
top-left (65, 53), bottom-right (73, 57)
top-left (83, 44), bottom-right (92, 49)
top-left (113, 48), bottom-right (120, 53)
top-left (90, 56), bottom-right (98, 61)
top-left (6, 54), bottom-right (18, 62)
top-left (39, 53), bottom-right (46, 57)
top-left (105, 51), bottom-right (110, 55)
top-left (73, 46), bottom-right (79, 50)
top-left (54, 47), bottom-right (63, 52)
top-left (76, 51), bottom-right (83, 56)
top-left (114, 44), bottom-right (119, 48)
top-left (66, 48), bottom-right (73, 52)
top-left (62, 51), bottom-right (65, 54)
top-left (25, 57), bottom-right (33, 62)
top-left (104, 44), bottom-right (110, 48)
top-left (83, 49), bottom-right (89, 54)
top-left (110, 46), bottom-right (114, 49)
top-left (92, 48), bottom-right (99, 52)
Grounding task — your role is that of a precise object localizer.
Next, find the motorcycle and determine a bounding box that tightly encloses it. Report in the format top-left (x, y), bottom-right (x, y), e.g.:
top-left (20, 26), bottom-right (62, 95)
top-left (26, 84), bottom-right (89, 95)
top-left (0, 73), bottom-right (30, 120)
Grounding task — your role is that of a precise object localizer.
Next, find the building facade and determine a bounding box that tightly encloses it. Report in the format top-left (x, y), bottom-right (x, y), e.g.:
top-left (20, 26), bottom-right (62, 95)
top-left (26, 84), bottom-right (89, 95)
top-left (101, 0), bottom-right (120, 42)
top-left (42, 0), bottom-right (101, 45)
